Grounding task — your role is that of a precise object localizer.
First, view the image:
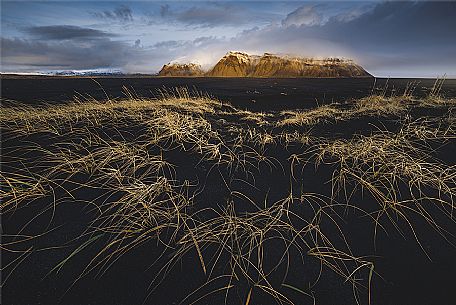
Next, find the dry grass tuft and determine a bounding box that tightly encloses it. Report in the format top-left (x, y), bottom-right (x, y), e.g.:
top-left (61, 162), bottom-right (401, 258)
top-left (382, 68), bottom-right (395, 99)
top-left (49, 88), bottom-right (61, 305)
top-left (2, 86), bottom-right (456, 304)
top-left (278, 105), bottom-right (344, 127)
top-left (315, 119), bottom-right (456, 250)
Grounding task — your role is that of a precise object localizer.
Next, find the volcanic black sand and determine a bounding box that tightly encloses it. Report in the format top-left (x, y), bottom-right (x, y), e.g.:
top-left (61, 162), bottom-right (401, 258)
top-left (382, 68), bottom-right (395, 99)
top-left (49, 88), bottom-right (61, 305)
top-left (2, 76), bottom-right (456, 109)
top-left (1, 77), bottom-right (456, 305)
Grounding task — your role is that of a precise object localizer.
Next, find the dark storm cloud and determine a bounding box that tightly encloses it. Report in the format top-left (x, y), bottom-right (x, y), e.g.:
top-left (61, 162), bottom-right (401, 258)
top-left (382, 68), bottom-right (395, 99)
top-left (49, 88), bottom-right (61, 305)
top-left (152, 36), bottom-right (218, 49)
top-left (25, 25), bottom-right (115, 40)
top-left (158, 3), bottom-right (251, 27)
top-left (322, 1), bottom-right (456, 47)
top-left (1, 36), bottom-right (132, 70)
top-left (92, 5), bottom-right (133, 22)
top-left (152, 40), bottom-right (187, 49)
top-left (160, 4), bottom-right (171, 18)
top-left (282, 5), bottom-right (323, 27)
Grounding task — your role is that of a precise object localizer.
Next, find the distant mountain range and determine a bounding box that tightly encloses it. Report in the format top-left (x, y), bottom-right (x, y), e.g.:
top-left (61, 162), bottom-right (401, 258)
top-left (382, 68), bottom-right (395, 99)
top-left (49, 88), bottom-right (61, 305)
top-left (52, 70), bottom-right (124, 76)
top-left (1, 53), bottom-right (371, 78)
top-left (158, 63), bottom-right (205, 77)
top-left (159, 51), bottom-right (372, 78)
top-left (0, 70), bottom-right (127, 77)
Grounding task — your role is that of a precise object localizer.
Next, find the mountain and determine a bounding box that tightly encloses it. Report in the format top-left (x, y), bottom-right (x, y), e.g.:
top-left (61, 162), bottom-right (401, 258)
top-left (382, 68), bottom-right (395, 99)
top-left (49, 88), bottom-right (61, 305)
top-left (205, 51), bottom-right (261, 77)
top-left (53, 71), bottom-right (125, 76)
top-left (159, 51), bottom-right (372, 78)
top-left (252, 53), bottom-right (370, 78)
top-left (158, 63), bottom-right (204, 77)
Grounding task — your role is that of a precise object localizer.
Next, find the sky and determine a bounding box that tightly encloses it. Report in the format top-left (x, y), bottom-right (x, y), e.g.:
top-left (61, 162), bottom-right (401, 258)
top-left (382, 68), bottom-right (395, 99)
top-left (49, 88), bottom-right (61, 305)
top-left (1, 1), bottom-right (455, 77)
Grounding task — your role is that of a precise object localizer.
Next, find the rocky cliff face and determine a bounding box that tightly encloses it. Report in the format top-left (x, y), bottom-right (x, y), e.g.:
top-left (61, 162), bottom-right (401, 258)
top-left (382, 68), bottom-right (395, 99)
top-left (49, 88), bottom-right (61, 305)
top-left (159, 52), bottom-right (372, 78)
top-left (252, 53), bottom-right (303, 77)
top-left (205, 51), bottom-right (260, 77)
top-left (158, 63), bottom-right (204, 77)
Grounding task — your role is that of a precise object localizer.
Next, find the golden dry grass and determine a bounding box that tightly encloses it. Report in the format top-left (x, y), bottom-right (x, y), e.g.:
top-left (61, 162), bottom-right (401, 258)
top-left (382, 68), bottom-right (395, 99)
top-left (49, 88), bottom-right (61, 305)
top-left (2, 86), bottom-right (456, 304)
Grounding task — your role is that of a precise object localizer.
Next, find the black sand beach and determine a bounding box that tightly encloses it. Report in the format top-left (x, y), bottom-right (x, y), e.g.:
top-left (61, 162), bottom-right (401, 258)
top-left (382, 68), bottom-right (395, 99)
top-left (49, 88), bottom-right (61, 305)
top-left (2, 77), bottom-right (456, 305)
top-left (2, 76), bottom-right (456, 110)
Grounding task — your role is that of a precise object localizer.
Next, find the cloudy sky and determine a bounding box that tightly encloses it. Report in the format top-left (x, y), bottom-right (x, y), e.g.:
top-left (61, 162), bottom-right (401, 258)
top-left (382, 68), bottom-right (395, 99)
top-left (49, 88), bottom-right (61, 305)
top-left (1, 1), bottom-right (455, 77)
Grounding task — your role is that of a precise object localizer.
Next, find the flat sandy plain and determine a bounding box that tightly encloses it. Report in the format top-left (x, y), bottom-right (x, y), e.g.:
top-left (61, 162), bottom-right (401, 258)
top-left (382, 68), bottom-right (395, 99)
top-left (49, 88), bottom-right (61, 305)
top-left (2, 76), bottom-right (456, 109)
